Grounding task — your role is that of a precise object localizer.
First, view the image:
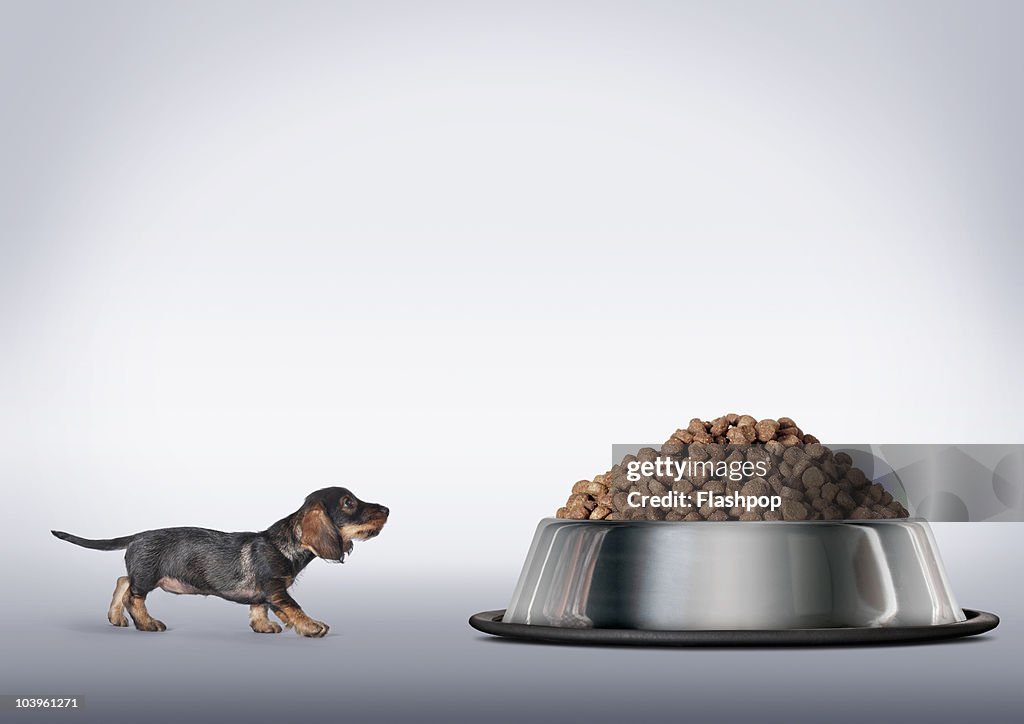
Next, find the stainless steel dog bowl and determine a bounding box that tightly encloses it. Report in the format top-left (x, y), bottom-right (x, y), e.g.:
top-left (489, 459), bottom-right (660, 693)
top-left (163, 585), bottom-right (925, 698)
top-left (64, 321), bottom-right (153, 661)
top-left (470, 519), bottom-right (999, 645)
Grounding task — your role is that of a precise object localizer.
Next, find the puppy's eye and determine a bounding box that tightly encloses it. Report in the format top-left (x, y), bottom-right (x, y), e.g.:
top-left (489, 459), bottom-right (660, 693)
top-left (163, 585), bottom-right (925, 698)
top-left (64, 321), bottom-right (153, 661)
top-left (342, 497), bottom-right (355, 509)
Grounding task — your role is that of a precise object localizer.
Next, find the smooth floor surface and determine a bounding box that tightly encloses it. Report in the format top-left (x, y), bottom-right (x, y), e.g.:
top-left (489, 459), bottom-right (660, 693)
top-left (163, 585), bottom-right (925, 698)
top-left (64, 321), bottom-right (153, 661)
top-left (0, 524), bottom-right (1019, 723)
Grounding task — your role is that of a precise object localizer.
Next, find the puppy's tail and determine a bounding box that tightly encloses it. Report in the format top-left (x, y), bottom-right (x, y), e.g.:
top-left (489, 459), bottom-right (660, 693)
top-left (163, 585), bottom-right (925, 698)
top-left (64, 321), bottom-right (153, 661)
top-left (51, 530), bottom-right (136, 551)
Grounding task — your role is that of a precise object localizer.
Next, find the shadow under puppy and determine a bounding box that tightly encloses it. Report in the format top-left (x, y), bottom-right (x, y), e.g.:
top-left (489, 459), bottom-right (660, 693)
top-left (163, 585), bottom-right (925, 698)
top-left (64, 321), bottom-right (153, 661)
top-left (52, 487), bottom-right (388, 637)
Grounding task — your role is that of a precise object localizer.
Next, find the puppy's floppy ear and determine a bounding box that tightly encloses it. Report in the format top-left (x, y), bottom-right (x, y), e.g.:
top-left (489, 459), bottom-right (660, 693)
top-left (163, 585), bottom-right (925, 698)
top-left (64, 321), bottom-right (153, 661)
top-left (300, 503), bottom-right (343, 561)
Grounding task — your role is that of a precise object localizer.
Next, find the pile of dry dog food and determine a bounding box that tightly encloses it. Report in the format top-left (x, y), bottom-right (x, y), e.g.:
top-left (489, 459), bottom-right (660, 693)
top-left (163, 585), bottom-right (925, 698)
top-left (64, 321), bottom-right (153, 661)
top-left (556, 415), bottom-right (909, 521)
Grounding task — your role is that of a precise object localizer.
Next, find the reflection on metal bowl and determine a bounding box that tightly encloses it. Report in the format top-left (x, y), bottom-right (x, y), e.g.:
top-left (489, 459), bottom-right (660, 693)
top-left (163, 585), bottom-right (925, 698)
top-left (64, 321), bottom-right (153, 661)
top-left (504, 519), bottom-right (965, 630)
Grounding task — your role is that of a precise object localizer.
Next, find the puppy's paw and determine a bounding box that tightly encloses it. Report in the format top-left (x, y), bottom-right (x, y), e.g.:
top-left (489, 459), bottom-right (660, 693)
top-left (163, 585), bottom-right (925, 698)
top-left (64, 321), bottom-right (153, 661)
top-left (136, 619), bottom-right (167, 632)
top-left (108, 612), bottom-right (129, 627)
top-left (295, 619), bottom-right (330, 638)
top-left (251, 620), bottom-right (283, 634)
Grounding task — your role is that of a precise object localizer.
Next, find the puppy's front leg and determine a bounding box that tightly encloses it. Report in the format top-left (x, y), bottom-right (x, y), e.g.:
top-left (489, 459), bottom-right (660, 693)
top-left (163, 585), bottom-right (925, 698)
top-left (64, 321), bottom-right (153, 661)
top-left (267, 590), bottom-right (329, 638)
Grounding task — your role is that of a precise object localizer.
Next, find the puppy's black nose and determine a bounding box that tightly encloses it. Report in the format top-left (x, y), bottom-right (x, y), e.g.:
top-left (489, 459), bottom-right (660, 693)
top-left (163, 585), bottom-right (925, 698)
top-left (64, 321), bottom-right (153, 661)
top-left (379, 506), bottom-right (390, 517)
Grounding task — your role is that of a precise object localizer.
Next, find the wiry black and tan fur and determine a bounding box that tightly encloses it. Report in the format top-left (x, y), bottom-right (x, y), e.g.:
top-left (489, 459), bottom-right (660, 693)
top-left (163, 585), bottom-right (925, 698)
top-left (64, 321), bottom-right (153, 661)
top-left (52, 487), bottom-right (389, 637)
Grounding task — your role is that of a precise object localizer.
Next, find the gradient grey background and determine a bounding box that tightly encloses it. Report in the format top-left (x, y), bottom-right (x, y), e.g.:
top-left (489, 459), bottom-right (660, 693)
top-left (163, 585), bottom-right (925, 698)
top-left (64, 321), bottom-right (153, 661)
top-left (1, 1), bottom-right (1022, 722)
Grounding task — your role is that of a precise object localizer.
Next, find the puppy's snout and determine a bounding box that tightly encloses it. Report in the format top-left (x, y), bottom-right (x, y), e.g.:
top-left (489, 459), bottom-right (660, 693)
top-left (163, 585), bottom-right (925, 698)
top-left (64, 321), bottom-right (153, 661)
top-left (378, 505), bottom-right (389, 518)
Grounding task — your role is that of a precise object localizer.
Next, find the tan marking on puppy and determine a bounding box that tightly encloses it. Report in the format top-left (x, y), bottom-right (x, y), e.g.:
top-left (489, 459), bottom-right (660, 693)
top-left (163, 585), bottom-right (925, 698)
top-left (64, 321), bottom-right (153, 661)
top-left (124, 591), bottom-right (166, 632)
top-left (272, 607), bottom-right (293, 628)
top-left (157, 577), bottom-right (201, 595)
top-left (269, 597), bottom-right (328, 638)
top-left (340, 520), bottom-right (387, 542)
top-left (107, 576), bottom-right (130, 627)
top-left (299, 504), bottom-right (343, 561)
top-left (288, 611), bottom-right (329, 638)
top-left (249, 604), bottom-right (282, 634)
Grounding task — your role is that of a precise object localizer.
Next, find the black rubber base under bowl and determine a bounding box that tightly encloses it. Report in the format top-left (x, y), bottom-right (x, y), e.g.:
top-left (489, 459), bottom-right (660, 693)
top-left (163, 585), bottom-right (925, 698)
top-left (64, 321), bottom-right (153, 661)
top-left (469, 609), bottom-right (999, 646)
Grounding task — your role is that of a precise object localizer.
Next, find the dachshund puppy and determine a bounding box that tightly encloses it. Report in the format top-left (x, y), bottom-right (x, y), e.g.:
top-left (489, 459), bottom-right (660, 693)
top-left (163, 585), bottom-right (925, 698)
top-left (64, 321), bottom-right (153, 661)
top-left (51, 487), bottom-right (388, 637)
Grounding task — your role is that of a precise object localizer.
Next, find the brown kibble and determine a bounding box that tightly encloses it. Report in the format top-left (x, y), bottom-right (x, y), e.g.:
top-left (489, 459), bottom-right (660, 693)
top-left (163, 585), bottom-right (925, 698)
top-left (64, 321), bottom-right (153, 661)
top-left (688, 443), bottom-right (709, 462)
top-left (780, 486), bottom-right (804, 501)
top-left (888, 501), bottom-right (909, 516)
top-left (611, 473), bottom-right (631, 491)
top-left (571, 480), bottom-right (591, 494)
top-left (704, 480), bottom-right (726, 495)
top-left (804, 442), bottom-right (825, 460)
top-left (802, 466), bottom-right (825, 489)
top-left (566, 504), bottom-right (588, 519)
top-left (637, 447), bottom-right (658, 463)
top-left (556, 415), bottom-right (908, 522)
top-left (755, 419), bottom-right (780, 442)
top-left (705, 443), bottom-right (726, 462)
top-left (692, 430), bottom-right (712, 444)
top-left (791, 459), bottom-right (811, 479)
top-left (709, 416), bottom-right (729, 436)
top-left (746, 445), bottom-right (772, 466)
top-left (672, 479), bottom-right (694, 495)
top-left (782, 500), bottom-right (808, 520)
top-left (782, 446), bottom-right (807, 465)
top-left (741, 478), bottom-right (771, 498)
top-left (725, 427), bottom-right (748, 444)
top-left (836, 491), bottom-right (856, 511)
top-left (764, 439), bottom-right (785, 458)
top-left (661, 439), bottom-right (685, 456)
top-left (672, 429), bottom-right (694, 444)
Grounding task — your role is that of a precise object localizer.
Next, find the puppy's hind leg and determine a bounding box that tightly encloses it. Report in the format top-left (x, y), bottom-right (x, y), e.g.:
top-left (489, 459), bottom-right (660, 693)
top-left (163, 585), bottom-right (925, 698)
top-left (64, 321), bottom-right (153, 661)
top-left (124, 585), bottom-right (166, 632)
top-left (249, 604), bottom-right (282, 634)
top-left (107, 576), bottom-right (130, 627)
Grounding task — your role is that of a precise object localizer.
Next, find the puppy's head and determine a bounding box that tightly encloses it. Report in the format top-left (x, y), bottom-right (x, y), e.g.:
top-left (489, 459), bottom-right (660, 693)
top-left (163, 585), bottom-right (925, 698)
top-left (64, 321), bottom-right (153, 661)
top-left (298, 487), bottom-right (389, 562)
